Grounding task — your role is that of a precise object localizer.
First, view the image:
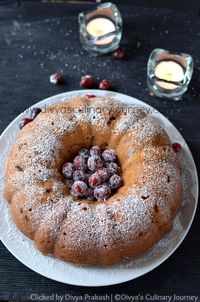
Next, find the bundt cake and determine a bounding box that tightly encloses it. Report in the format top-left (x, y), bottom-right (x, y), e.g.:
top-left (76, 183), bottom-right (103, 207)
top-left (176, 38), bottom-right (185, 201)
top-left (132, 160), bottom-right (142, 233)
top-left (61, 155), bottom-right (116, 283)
top-left (4, 96), bottom-right (183, 265)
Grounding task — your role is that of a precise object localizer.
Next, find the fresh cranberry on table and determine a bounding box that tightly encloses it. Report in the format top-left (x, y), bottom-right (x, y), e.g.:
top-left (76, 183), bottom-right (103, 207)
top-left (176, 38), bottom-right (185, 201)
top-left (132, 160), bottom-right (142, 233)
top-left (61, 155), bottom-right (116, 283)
top-left (90, 146), bottom-right (102, 157)
top-left (30, 107), bottom-right (42, 120)
top-left (71, 181), bottom-right (88, 197)
top-left (19, 118), bottom-right (32, 130)
top-left (94, 184), bottom-right (111, 201)
top-left (73, 156), bottom-right (87, 171)
top-left (109, 174), bottom-right (122, 190)
top-left (112, 47), bottom-right (125, 60)
top-left (80, 75), bottom-right (96, 89)
top-left (49, 72), bottom-right (65, 85)
top-left (102, 149), bottom-right (116, 162)
top-left (172, 143), bottom-right (182, 153)
top-left (62, 162), bottom-right (74, 179)
top-left (88, 173), bottom-right (102, 188)
top-left (99, 79), bottom-right (111, 90)
top-left (87, 155), bottom-right (103, 171)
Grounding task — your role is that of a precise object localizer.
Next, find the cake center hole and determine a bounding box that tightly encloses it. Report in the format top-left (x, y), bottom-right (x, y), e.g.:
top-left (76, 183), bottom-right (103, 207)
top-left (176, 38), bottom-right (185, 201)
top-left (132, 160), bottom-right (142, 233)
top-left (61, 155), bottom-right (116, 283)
top-left (61, 146), bottom-right (122, 202)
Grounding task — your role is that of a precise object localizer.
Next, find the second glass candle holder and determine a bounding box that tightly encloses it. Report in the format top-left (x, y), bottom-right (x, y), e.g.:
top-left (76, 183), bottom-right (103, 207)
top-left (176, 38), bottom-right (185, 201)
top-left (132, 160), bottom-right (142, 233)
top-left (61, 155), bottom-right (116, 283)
top-left (78, 2), bottom-right (122, 55)
top-left (147, 48), bottom-right (193, 100)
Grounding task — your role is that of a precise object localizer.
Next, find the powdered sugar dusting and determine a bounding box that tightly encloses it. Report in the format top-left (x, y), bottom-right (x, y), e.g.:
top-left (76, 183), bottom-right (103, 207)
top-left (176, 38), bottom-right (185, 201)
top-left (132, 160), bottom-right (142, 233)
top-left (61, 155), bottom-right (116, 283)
top-left (0, 91), bottom-right (198, 286)
top-left (3, 96), bottom-right (186, 262)
top-left (114, 108), bottom-right (146, 133)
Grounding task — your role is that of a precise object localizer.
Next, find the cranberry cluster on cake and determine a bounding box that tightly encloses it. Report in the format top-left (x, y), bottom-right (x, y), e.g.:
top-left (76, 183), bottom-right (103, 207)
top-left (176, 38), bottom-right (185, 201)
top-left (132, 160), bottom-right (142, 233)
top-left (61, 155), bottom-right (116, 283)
top-left (62, 146), bottom-right (122, 201)
top-left (4, 95), bottom-right (183, 265)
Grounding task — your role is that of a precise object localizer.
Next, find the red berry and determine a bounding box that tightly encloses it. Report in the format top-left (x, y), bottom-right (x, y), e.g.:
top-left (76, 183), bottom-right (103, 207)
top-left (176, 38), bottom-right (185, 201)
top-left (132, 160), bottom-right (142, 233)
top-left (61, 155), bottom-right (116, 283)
top-left (85, 94), bottom-right (96, 99)
top-left (97, 168), bottom-right (110, 182)
top-left (99, 79), bottom-right (111, 90)
top-left (50, 72), bottom-right (65, 85)
top-left (19, 118), bottom-right (32, 130)
top-left (89, 173), bottom-right (101, 188)
top-left (94, 184), bottom-right (111, 201)
top-left (30, 108), bottom-right (41, 120)
top-left (85, 171), bottom-right (93, 184)
top-left (106, 162), bottom-right (120, 175)
top-left (90, 146), bottom-right (102, 157)
top-left (173, 143), bottom-right (181, 152)
top-left (62, 162), bottom-right (74, 179)
top-left (73, 156), bottom-right (87, 171)
top-left (60, 146), bottom-right (122, 201)
top-left (87, 156), bottom-right (103, 171)
top-left (80, 75), bottom-right (96, 89)
top-left (102, 149), bottom-right (116, 162)
top-left (78, 148), bottom-right (90, 159)
top-left (109, 174), bottom-right (122, 190)
top-left (112, 48), bottom-right (125, 60)
top-left (73, 170), bottom-right (86, 182)
top-left (71, 181), bottom-right (88, 197)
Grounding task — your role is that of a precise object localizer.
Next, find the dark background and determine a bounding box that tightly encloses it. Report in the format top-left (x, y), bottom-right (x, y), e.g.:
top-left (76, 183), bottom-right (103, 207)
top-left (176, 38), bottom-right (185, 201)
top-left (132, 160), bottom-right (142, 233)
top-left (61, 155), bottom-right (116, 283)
top-left (0, 1), bottom-right (200, 301)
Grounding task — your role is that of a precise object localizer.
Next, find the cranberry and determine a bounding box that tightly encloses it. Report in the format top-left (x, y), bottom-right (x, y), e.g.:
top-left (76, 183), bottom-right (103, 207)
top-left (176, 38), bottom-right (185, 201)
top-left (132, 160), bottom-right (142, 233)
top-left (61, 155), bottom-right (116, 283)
top-left (73, 156), bottom-right (87, 171)
top-left (85, 171), bottom-right (93, 184)
top-left (61, 146), bottom-right (122, 201)
top-left (49, 72), bottom-right (65, 85)
top-left (73, 170), bottom-right (86, 182)
top-left (85, 94), bottom-right (96, 99)
top-left (86, 188), bottom-right (95, 201)
top-left (94, 184), bottom-right (111, 201)
top-left (90, 146), bottom-right (102, 157)
top-left (102, 149), bottom-right (116, 162)
top-left (109, 174), bottom-right (122, 189)
top-left (64, 178), bottom-right (74, 189)
top-left (87, 156), bottom-right (103, 171)
top-left (106, 162), bottom-right (120, 175)
top-left (30, 107), bottom-right (41, 120)
top-left (71, 181), bottom-right (88, 197)
top-left (80, 75), bottom-right (96, 89)
top-left (19, 118), bottom-right (32, 130)
top-left (99, 79), bottom-right (111, 90)
top-left (89, 173), bottom-right (102, 188)
top-left (112, 47), bottom-right (125, 60)
top-left (62, 162), bottom-right (74, 179)
top-left (78, 148), bottom-right (90, 159)
top-left (97, 168), bottom-right (110, 182)
top-left (173, 143), bottom-right (182, 153)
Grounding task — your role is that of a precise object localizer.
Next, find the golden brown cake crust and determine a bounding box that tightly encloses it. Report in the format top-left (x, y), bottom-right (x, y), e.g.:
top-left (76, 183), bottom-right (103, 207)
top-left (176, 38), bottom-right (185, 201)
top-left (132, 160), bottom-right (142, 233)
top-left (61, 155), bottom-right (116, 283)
top-left (4, 96), bottom-right (183, 265)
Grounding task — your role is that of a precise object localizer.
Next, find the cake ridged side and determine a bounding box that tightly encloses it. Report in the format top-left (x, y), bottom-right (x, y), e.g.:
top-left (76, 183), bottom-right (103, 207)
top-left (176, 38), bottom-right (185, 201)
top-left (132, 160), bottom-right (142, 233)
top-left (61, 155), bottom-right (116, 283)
top-left (4, 97), bottom-right (183, 265)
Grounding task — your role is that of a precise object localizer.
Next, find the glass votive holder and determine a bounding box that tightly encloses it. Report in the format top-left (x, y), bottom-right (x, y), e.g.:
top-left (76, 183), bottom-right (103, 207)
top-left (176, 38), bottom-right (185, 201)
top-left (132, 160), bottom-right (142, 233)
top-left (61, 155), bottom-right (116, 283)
top-left (78, 2), bottom-right (122, 55)
top-left (147, 48), bottom-right (193, 100)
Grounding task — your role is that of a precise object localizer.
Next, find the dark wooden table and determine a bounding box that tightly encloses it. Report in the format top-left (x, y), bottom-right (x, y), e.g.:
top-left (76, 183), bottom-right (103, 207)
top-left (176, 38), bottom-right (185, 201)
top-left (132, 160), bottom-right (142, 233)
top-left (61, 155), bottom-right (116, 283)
top-left (0, 1), bottom-right (200, 301)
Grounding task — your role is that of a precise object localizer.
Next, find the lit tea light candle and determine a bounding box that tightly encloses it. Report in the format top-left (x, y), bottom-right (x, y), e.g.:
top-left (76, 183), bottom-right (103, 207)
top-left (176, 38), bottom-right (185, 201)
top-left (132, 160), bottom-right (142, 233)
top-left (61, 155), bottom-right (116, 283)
top-left (86, 17), bottom-right (115, 45)
top-left (79, 3), bottom-right (122, 55)
top-left (155, 61), bottom-right (184, 89)
top-left (147, 48), bottom-right (193, 100)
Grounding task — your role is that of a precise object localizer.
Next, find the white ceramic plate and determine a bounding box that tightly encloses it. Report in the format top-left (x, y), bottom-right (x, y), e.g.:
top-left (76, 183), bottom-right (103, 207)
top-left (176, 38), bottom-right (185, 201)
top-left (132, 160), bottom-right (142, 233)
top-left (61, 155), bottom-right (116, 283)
top-left (0, 90), bottom-right (198, 287)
